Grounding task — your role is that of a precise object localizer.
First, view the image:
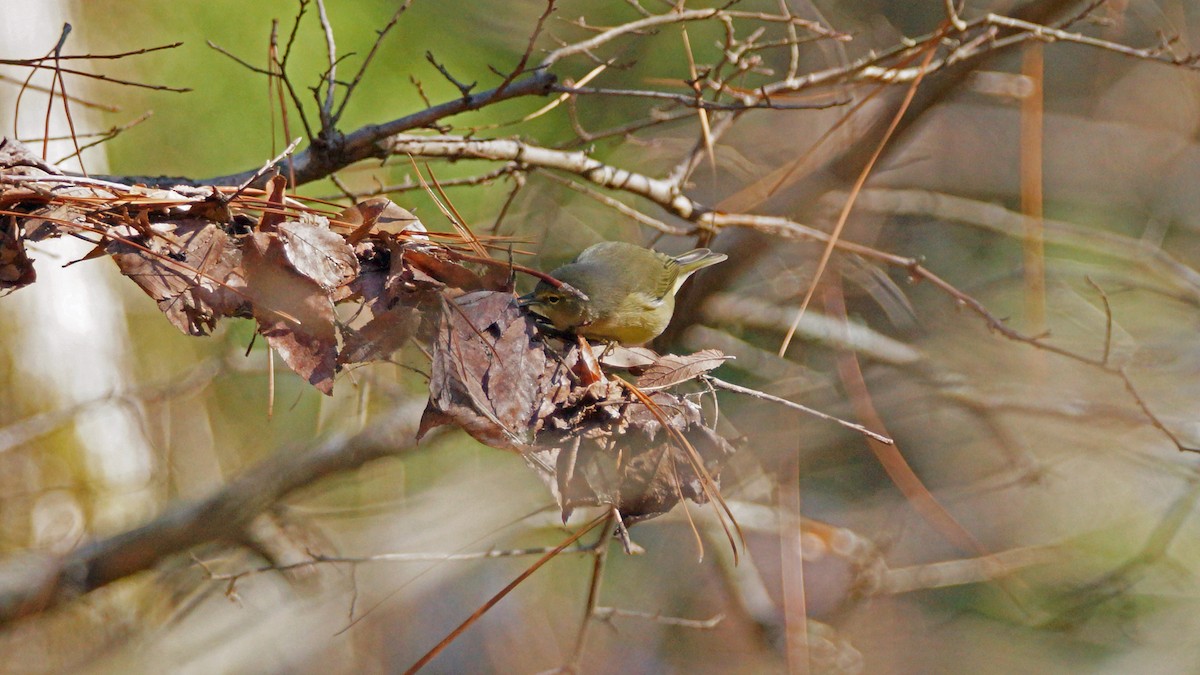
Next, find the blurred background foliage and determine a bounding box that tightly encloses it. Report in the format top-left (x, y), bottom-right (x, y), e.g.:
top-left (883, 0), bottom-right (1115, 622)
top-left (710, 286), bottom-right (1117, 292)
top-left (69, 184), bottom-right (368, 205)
top-left (4, 0), bottom-right (1200, 673)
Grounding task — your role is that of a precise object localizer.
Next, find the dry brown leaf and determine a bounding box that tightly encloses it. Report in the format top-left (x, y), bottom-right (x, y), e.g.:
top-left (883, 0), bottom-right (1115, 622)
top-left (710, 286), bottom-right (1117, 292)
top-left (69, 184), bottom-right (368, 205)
top-left (598, 345), bottom-right (658, 370)
top-left (21, 185), bottom-right (108, 242)
top-left (0, 217), bottom-right (35, 294)
top-left (108, 219), bottom-right (248, 335)
top-left (0, 137), bottom-right (58, 174)
top-left (338, 306), bottom-right (421, 365)
top-left (528, 385), bottom-right (734, 525)
top-left (243, 231), bottom-right (338, 394)
top-left (278, 214), bottom-right (359, 290)
top-left (338, 198), bottom-right (426, 244)
top-left (418, 291), bottom-right (548, 449)
top-left (636, 349), bottom-right (733, 390)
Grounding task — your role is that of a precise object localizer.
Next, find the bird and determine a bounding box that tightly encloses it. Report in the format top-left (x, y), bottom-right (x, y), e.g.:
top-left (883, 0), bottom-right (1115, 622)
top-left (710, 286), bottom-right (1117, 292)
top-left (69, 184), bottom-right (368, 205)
top-left (519, 241), bottom-right (727, 344)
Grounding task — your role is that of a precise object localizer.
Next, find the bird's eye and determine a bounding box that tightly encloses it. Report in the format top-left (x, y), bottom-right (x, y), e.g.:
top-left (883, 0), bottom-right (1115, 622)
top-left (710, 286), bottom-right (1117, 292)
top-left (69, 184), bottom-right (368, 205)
top-left (546, 295), bottom-right (560, 305)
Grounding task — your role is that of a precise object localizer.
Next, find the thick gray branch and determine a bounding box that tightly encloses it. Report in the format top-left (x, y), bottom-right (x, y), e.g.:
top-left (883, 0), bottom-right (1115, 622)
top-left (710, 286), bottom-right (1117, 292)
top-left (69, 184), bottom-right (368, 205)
top-left (0, 411), bottom-right (424, 625)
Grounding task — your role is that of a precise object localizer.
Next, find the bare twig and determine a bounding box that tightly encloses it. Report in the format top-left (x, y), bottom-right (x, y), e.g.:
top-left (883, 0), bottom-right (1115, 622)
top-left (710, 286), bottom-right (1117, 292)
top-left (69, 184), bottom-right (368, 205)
top-left (568, 510), bottom-right (618, 671)
top-left (984, 12), bottom-right (1200, 66)
top-left (234, 136), bottom-right (304, 196)
top-left (945, 0), bottom-right (968, 31)
top-left (50, 111), bottom-right (154, 164)
top-left (1085, 276), bottom-right (1113, 366)
top-left (592, 606), bottom-right (724, 629)
top-left (551, 83), bottom-right (843, 110)
top-left (404, 513), bottom-right (611, 674)
top-left (538, 171), bottom-right (689, 236)
top-left (332, 1), bottom-right (416, 124)
top-left (2, 59), bottom-right (191, 92)
top-left (314, 0), bottom-right (339, 128)
top-left (203, 542), bottom-right (601, 590)
top-left (93, 71), bottom-right (557, 188)
top-left (321, 164), bottom-right (519, 201)
top-left (706, 376), bottom-right (893, 444)
top-left (493, 0), bottom-right (556, 96)
top-left (1119, 370), bottom-right (1200, 453)
top-left (426, 51), bottom-right (477, 97)
top-left (2, 41), bottom-right (184, 63)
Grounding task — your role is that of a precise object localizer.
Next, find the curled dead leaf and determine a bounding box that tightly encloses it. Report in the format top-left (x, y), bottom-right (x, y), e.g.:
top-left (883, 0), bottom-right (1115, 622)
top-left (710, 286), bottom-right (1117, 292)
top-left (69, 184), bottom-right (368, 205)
top-left (636, 349), bottom-right (733, 390)
top-left (338, 197), bottom-right (426, 244)
top-left (243, 231), bottom-right (338, 394)
top-left (278, 214), bottom-right (359, 290)
top-left (418, 297), bottom-right (737, 524)
top-left (108, 219), bottom-right (248, 335)
top-left (418, 291), bottom-right (549, 449)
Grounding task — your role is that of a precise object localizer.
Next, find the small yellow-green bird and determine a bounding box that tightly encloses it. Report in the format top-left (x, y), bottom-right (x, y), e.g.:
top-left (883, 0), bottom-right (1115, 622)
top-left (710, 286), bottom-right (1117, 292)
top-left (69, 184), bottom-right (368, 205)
top-left (520, 241), bottom-right (727, 344)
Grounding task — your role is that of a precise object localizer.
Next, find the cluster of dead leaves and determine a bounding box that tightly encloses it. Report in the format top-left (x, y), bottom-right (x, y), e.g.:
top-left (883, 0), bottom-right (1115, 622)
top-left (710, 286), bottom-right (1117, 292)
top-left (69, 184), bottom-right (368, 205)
top-left (417, 291), bottom-right (736, 524)
top-left (1, 138), bottom-right (459, 394)
top-left (1, 136), bottom-right (737, 525)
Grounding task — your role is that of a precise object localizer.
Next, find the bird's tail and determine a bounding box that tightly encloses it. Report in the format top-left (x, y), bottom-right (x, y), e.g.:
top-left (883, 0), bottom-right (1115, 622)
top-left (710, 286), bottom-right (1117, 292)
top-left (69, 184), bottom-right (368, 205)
top-left (674, 248), bottom-right (727, 273)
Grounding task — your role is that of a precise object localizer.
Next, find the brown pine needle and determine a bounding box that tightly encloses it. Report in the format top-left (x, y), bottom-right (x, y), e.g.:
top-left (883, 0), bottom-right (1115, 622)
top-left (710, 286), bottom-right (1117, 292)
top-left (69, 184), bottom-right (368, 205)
top-left (404, 154), bottom-right (488, 259)
top-left (777, 42), bottom-right (938, 357)
top-left (618, 379), bottom-right (743, 564)
top-left (426, 164), bottom-right (489, 259)
top-left (681, 26), bottom-right (715, 170)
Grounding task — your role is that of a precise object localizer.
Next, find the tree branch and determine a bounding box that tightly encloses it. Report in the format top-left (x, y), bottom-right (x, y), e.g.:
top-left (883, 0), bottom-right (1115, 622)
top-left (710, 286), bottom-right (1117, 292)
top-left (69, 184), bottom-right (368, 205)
top-left (90, 71), bottom-right (557, 189)
top-left (0, 408), bottom-right (426, 626)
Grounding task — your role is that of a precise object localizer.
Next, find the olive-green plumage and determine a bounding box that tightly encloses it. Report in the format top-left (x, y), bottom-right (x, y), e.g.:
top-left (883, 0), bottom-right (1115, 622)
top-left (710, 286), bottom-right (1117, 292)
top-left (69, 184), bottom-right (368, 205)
top-left (520, 241), bottom-right (727, 344)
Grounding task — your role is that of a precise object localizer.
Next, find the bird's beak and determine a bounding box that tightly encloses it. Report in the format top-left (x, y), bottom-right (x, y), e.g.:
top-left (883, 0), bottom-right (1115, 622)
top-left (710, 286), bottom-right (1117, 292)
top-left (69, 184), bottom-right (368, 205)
top-left (517, 292), bottom-right (538, 308)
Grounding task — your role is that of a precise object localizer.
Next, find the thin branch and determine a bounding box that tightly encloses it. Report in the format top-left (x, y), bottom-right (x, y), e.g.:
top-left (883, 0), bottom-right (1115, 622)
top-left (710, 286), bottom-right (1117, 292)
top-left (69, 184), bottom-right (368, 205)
top-left (383, 134), bottom-right (694, 217)
top-left (426, 51), bottom-right (477, 97)
top-left (552, 83), bottom-right (844, 110)
top-left (1119, 370), bottom-right (1200, 453)
top-left (945, 0), bottom-right (968, 31)
top-left (541, 6), bottom-right (843, 69)
top-left (493, 0), bottom-right (556, 96)
top-left (332, 0), bottom-right (416, 124)
top-left (203, 542), bottom-right (601, 589)
top-left (320, 164), bottom-right (519, 201)
top-left (1, 41), bottom-right (184, 62)
top-left (568, 510), bottom-right (618, 671)
top-left (314, 0), bottom-right (339, 127)
top-left (281, 0), bottom-right (311, 66)
top-left (92, 71), bottom-right (556, 188)
top-left (592, 606), bottom-right (724, 629)
top-left (984, 12), bottom-right (1200, 66)
top-left (1085, 276), bottom-right (1113, 366)
top-left (207, 39), bottom-right (273, 75)
top-left (49, 111), bottom-right (154, 164)
top-left (706, 376), bottom-right (893, 444)
top-left (0, 60), bottom-right (191, 92)
top-left (236, 137), bottom-right (304, 195)
top-left (404, 513), bottom-right (611, 674)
